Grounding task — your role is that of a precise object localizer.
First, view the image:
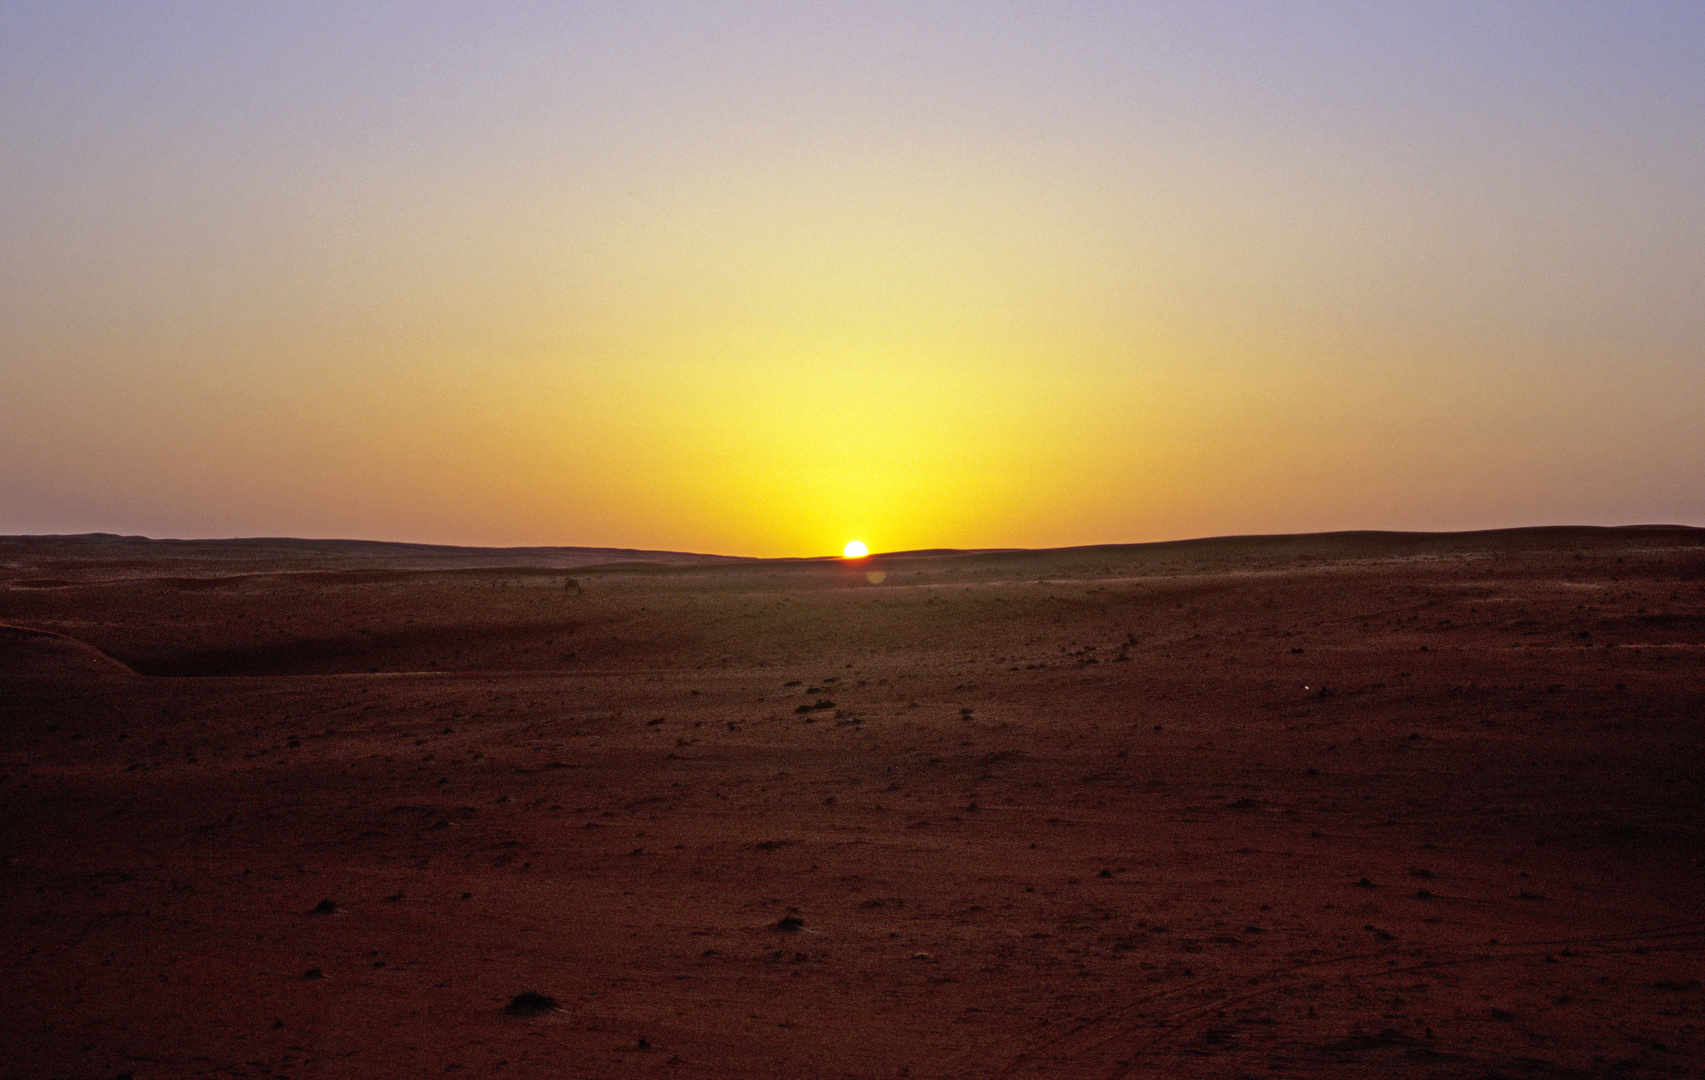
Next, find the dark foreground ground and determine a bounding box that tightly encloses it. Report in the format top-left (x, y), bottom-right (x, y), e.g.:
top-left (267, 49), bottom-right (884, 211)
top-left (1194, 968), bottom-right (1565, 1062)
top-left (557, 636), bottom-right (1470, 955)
top-left (3, 527), bottom-right (1704, 1079)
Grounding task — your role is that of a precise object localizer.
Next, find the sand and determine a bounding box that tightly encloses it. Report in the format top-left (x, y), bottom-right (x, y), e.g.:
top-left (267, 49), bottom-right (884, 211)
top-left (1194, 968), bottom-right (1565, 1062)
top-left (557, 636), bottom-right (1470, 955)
top-left (2, 527), bottom-right (1703, 1078)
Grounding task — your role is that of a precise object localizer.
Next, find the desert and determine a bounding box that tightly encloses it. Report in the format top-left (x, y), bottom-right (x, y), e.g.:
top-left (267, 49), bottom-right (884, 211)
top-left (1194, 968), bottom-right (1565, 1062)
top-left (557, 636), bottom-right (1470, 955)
top-left (2, 527), bottom-right (1703, 1079)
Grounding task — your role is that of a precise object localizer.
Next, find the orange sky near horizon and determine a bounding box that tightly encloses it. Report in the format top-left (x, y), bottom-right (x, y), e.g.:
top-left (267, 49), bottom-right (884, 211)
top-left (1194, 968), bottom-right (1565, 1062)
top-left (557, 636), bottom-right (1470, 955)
top-left (3, 4), bottom-right (1702, 557)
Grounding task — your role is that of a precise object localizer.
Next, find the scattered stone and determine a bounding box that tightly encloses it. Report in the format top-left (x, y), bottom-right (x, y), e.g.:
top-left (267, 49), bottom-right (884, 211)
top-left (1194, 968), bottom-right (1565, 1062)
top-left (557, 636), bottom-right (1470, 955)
top-left (773, 915), bottom-right (805, 932)
top-left (310, 899), bottom-right (339, 915)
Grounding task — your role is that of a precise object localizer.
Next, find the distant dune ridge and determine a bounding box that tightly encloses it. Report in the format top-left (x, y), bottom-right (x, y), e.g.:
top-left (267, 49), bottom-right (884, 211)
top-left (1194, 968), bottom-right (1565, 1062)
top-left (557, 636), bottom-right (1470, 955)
top-left (3, 524), bottom-right (1700, 584)
top-left (0, 532), bottom-right (762, 577)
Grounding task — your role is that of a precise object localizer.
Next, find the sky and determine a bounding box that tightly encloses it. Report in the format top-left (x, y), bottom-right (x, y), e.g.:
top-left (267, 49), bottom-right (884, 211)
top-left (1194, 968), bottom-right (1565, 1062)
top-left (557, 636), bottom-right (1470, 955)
top-left (3, 2), bottom-right (1702, 557)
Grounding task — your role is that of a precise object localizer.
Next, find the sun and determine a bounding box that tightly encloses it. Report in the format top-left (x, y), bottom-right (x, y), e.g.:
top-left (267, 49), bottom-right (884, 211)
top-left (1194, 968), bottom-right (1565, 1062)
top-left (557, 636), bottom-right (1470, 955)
top-left (843, 540), bottom-right (869, 559)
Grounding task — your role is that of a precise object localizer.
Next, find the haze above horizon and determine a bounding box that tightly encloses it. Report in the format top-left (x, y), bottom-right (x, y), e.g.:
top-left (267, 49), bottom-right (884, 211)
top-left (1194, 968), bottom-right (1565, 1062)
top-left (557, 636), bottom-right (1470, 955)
top-left (4, 3), bottom-right (1702, 559)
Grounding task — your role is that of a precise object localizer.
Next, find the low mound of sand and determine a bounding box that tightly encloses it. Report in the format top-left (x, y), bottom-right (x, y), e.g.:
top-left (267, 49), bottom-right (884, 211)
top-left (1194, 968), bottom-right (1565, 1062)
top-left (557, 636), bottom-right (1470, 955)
top-left (0, 623), bottom-right (137, 680)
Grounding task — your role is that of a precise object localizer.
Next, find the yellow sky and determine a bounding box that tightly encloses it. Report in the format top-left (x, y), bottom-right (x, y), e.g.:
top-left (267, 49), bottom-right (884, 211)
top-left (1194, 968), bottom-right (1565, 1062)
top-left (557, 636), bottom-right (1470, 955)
top-left (3, 4), bottom-right (1702, 555)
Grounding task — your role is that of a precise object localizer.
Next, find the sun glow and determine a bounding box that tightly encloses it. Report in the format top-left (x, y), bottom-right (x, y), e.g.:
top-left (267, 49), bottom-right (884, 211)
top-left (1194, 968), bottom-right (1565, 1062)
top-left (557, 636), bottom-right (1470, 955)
top-left (843, 540), bottom-right (869, 559)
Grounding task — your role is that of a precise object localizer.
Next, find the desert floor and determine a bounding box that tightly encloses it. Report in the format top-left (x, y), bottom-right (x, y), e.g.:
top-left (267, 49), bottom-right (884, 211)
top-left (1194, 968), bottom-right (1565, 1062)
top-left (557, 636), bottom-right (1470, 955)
top-left (3, 528), bottom-right (1703, 1079)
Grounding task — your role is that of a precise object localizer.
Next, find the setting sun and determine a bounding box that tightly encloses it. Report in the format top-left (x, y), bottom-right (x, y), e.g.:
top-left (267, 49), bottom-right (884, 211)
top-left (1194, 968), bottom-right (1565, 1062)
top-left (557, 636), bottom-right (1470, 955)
top-left (843, 540), bottom-right (869, 559)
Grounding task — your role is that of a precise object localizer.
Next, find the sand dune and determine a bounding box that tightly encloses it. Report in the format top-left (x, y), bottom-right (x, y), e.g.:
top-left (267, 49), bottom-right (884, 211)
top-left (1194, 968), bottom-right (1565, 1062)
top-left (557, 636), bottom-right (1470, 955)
top-left (3, 527), bottom-right (1703, 1078)
top-left (0, 623), bottom-right (138, 680)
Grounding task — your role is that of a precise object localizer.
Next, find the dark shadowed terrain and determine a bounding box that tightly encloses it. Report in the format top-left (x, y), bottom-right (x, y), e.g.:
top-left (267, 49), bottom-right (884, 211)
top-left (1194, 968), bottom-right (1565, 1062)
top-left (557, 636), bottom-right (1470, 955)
top-left (3, 527), bottom-right (1704, 1078)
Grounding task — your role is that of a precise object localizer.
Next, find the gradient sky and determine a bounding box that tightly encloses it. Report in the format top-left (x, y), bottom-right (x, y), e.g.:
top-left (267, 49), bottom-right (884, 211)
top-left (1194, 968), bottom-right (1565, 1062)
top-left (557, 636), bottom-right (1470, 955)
top-left (4, 2), bottom-right (1702, 556)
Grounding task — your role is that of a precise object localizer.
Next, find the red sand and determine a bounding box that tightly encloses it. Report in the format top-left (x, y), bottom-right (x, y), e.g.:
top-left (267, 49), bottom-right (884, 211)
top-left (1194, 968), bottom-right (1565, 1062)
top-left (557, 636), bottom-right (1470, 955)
top-left (3, 527), bottom-right (1703, 1078)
